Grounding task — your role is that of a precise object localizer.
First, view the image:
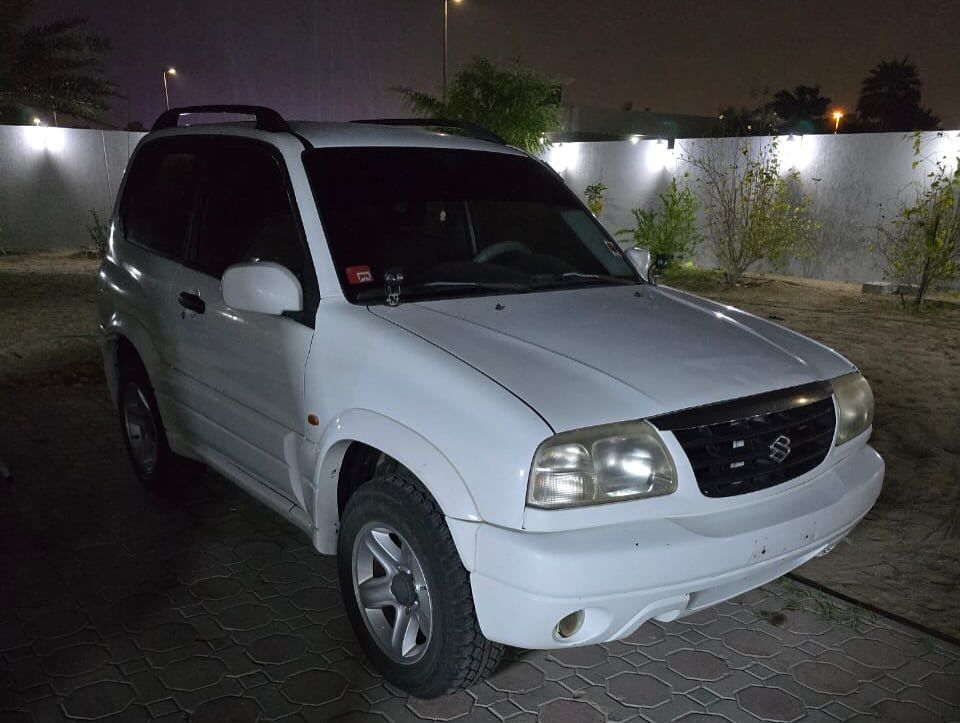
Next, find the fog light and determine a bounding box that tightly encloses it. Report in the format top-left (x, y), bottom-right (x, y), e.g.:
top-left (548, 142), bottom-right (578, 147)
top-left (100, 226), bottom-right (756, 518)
top-left (556, 610), bottom-right (585, 639)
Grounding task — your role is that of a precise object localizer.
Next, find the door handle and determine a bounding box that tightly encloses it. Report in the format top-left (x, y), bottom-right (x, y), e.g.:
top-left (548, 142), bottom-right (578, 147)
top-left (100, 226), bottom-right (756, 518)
top-left (178, 291), bottom-right (206, 314)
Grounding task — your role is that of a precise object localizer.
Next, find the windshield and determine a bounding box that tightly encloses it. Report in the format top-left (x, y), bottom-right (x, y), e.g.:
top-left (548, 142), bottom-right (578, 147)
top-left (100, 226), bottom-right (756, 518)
top-left (304, 147), bottom-right (638, 303)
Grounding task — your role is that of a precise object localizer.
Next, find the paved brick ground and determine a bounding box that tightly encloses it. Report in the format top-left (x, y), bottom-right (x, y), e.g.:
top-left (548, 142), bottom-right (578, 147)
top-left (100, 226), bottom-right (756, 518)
top-left (1, 382), bottom-right (958, 722)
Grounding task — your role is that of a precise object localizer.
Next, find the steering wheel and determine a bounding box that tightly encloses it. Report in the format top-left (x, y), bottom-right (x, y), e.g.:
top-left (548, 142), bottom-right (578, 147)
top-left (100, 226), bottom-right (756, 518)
top-left (474, 241), bottom-right (532, 264)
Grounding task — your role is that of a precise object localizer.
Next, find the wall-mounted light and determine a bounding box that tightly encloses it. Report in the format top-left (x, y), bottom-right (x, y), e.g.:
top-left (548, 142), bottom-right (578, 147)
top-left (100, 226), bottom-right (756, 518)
top-left (24, 124), bottom-right (66, 152)
top-left (32, 117), bottom-right (43, 126)
top-left (546, 142), bottom-right (580, 174)
top-left (780, 134), bottom-right (814, 171)
top-left (646, 138), bottom-right (677, 172)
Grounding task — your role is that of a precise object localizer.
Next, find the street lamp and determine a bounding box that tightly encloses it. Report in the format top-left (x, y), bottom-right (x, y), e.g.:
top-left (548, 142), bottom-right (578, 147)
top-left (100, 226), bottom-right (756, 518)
top-left (832, 110), bottom-right (844, 134)
top-left (162, 67), bottom-right (177, 110)
top-left (443, 0), bottom-right (462, 103)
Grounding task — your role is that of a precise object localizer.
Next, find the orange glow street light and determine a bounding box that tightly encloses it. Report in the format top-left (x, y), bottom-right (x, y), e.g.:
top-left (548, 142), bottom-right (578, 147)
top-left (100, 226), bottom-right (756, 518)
top-left (832, 110), bottom-right (844, 134)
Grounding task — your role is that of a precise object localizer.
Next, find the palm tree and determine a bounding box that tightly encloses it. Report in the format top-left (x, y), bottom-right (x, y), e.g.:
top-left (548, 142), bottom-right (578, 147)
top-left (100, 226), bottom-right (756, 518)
top-left (856, 58), bottom-right (939, 132)
top-left (0, 2), bottom-right (118, 125)
top-left (767, 85), bottom-right (831, 133)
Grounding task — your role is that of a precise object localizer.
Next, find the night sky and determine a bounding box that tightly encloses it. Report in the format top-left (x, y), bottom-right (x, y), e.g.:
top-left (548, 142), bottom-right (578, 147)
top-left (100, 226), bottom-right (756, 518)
top-left (32, 0), bottom-right (960, 130)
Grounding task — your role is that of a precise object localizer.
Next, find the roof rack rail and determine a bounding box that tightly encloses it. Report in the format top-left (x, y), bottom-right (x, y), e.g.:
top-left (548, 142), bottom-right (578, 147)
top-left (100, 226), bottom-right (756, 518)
top-left (151, 105), bottom-right (291, 133)
top-left (351, 118), bottom-right (506, 145)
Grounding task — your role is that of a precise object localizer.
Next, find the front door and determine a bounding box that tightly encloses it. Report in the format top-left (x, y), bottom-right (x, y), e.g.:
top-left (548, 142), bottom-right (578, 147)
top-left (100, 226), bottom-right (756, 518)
top-left (166, 137), bottom-right (318, 507)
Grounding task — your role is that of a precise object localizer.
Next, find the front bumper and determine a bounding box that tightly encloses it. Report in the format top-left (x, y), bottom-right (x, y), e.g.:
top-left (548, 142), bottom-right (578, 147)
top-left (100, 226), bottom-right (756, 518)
top-left (469, 443), bottom-right (883, 649)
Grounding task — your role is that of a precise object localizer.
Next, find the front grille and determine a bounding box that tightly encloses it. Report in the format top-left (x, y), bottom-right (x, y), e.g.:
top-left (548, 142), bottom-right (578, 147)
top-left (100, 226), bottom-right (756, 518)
top-left (652, 383), bottom-right (837, 498)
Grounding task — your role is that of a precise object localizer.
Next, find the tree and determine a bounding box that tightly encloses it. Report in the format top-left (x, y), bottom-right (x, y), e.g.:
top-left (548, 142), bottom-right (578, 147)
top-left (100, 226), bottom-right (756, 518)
top-left (714, 106), bottom-right (756, 137)
top-left (856, 58), bottom-right (939, 132)
top-left (394, 57), bottom-right (561, 153)
top-left (767, 85), bottom-right (831, 133)
top-left (686, 139), bottom-right (819, 286)
top-left (872, 133), bottom-right (960, 310)
top-left (0, 1), bottom-right (118, 124)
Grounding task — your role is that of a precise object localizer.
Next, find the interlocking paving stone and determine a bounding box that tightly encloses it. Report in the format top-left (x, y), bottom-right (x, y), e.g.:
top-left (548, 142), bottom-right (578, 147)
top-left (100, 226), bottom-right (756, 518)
top-left (191, 694), bottom-right (262, 722)
top-left (2, 383), bottom-right (959, 721)
top-left (407, 690), bottom-right (475, 720)
top-left (281, 668), bottom-right (349, 705)
top-left (736, 685), bottom-right (806, 722)
top-left (666, 650), bottom-right (730, 681)
top-left (537, 699), bottom-right (605, 723)
top-left (62, 680), bottom-right (137, 719)
top-left (248, 634), bottom-right (310, 665)
top-left (790, 660), bottom-right (859, 695)
top-left (606, 671), bottom-right (672, 707)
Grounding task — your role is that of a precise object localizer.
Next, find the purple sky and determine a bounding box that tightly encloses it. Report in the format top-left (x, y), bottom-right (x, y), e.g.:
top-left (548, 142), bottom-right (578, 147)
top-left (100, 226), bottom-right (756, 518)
top-left (33, 0), bottom-right (960, 129)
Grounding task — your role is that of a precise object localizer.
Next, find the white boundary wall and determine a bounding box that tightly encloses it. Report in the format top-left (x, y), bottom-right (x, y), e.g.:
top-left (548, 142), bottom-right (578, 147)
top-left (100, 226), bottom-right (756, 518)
top-left (0, 126), bottom-right (145, 251)
top-left (544, 130), bottom-right (960, 283)
top-left (1, 125), bottom-right (958, 285)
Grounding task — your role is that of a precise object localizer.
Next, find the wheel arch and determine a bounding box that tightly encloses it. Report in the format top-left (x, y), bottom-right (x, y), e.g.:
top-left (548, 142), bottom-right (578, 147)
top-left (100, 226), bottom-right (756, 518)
top-left (311, 409), bottom-right (481, 555)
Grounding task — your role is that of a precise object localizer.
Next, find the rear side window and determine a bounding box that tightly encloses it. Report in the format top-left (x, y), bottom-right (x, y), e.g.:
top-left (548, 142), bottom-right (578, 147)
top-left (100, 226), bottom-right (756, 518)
top-left (121, 140), bottom-right (200, 258)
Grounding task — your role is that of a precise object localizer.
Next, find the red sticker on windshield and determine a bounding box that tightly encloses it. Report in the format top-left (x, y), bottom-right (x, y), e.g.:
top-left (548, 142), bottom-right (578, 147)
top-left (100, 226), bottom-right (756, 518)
top-left (346, 266), bottom-right (374, 284)
top-left (605, 240), bottom-right (623, 256)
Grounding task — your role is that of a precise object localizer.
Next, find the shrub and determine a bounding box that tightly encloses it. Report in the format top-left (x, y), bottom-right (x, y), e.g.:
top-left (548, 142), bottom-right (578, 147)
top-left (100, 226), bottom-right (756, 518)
top-left (686, 138), bottom-right (819, 286)
top-left (86, 209), bottom-right (109, 257)
top-left (584, 181), bottom-right (607, 216)
top-left (872, 132), bottom-right (960, 310)
top-left (615, 178), bottom-right (700, 269)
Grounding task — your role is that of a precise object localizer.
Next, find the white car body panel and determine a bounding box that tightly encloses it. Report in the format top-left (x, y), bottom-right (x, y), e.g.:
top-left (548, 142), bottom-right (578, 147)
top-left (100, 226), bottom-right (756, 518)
top-left (97, 119), bottom-right (884, 651)
top-left (369, 285), bottom-right (855, 433)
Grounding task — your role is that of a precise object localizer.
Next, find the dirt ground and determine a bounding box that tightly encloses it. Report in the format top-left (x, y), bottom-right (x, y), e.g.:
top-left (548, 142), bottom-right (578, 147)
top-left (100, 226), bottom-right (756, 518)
top-left (1, 252), bottom-right (958, 640)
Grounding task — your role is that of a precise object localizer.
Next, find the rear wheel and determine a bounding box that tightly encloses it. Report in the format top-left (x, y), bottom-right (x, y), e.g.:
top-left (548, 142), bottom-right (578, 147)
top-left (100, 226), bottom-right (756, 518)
top-left (118, 356), bottom-right (203, 489)
top-left (337, 469), bottom-right (502, 697)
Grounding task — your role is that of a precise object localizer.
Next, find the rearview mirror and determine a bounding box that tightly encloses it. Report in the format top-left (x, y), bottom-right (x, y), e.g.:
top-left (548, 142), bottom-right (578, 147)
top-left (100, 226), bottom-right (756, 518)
top-left (222, 262), bottom-right (303, 315)
top-left (625, 247), bottom-right (652, 282)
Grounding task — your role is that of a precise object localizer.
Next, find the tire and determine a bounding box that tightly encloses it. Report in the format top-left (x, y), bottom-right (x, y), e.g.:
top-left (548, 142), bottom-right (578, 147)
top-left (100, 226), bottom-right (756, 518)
top-left (117, 355), bottom-right (203, 489)
top-left (337, 470), bottom-right (503, 697)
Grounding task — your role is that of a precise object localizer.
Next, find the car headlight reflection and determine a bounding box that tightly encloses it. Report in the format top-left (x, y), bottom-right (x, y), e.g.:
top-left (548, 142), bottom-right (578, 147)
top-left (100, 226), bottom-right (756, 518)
top-left (527, 421), bottom-right (677, 509)
top-left (831, 372), bottom-right (875, 444)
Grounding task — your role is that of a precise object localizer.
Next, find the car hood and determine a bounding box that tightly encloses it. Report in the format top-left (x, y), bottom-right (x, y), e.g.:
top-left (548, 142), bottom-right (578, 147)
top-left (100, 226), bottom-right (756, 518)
top-left (369, 285), bottom-right (854, 432)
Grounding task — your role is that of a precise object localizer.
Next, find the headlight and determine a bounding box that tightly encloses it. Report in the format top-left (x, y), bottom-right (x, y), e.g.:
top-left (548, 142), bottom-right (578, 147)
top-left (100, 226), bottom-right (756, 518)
top-left (527, 420), bottom-right (677, 508)
top-left (831, 372), bottom-right (874, 444)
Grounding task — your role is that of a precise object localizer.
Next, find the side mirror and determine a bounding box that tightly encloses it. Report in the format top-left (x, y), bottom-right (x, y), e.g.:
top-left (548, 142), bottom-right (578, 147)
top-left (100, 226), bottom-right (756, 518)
top-left (625, 246), bottom-right (653, 282)
top-left (222, 262), bottom-right (303, 315)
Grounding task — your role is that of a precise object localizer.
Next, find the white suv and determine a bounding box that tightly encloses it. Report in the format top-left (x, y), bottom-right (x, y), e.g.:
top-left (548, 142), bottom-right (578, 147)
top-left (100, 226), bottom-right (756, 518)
top-left (98, 105), bottom-right (883, 697)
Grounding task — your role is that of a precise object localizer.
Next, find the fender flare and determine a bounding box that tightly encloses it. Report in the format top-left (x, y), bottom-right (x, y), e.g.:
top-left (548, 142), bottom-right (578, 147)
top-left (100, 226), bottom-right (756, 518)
top-left (100, 315), bottom-right (164, 403)
top-left (311, 409), bottom-right (481, 554)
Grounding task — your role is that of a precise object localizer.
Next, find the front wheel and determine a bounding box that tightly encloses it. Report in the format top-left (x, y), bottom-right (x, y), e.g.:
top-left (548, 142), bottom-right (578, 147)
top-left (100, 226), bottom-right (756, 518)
top-left (337, 470), bottom-right (502, 697)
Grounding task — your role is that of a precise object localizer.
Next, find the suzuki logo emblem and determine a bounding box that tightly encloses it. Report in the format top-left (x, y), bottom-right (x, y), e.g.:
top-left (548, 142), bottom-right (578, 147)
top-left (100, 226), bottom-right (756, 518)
top-left (769, 435), bottom-right (791, 463)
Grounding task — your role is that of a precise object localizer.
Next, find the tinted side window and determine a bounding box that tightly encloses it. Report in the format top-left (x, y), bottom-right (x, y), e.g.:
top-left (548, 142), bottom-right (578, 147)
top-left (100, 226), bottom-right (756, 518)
top-left (193, 143), bottom-right (304, 279)
top-left (122, 141), bottom-right (200, 257)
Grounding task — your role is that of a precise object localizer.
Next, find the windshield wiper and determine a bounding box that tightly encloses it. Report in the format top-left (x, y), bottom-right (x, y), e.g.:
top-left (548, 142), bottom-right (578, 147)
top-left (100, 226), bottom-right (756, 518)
top-left (532, 272), bottom-right (638, 289)
top-left (356, 280), bottom-right (531, 304)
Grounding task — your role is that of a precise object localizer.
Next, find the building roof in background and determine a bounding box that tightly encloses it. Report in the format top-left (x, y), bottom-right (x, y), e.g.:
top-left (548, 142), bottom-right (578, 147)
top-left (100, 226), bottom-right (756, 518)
top-left (553, 104), bottom-right (717, 141)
